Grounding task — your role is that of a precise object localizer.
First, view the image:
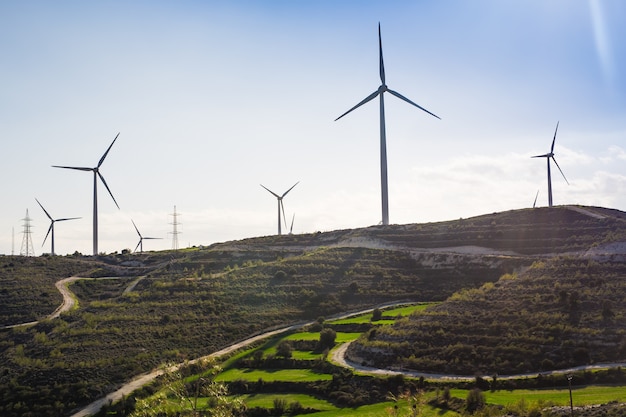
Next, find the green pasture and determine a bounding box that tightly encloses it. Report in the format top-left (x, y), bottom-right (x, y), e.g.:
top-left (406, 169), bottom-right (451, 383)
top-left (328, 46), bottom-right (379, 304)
top-left (262, 332), bottom-right (361, 359)
top-left (304, 400), bottom-right (458, 417)
top-left (236, 393), bottom-right (336, 411)
top-left (329, 303), bottom-right (437, 325)
top-left (283, 331), bottom-right (362, 343)
top-left (214, 368), bottom-right (333, 382)
top-left (450, 384), bottom-right (626, 407)
top-left (236, 393), bottom-right (458, 417)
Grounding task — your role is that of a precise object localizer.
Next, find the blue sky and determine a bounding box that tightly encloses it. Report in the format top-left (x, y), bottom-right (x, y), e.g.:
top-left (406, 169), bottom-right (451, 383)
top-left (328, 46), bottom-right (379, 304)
top-left (1, 0), bottom-right (625, 255)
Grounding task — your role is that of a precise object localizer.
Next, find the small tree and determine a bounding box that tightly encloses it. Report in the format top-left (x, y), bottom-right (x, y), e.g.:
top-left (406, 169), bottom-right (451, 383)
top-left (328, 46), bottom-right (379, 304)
top-left (371, 308), bottom-right (383, 321)
top-left (318, 328), bottom-right (337, 351)
top-left (130, 359), bottom-right (244, 417)
top-left (465, 388), bottom-right (485, 413)
top-left (276, 340), bottom-right (293, 359)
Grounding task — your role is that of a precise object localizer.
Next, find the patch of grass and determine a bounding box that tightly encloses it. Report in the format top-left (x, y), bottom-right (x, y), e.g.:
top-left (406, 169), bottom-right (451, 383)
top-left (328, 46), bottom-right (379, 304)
top-left (308, 400), bottom-right (459, 417)
top-left (449, 384), bottom-right (626, 407)
top-left (329, 303), bottom-right (437, 324)
top-left (214, 368), bottom-right (333, 382)
top-left (236, 393), bottom-right (335, 411)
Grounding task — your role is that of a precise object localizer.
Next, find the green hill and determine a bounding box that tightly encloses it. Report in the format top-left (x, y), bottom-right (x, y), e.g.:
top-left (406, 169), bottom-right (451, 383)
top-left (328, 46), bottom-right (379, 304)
top-left (0, 205), bottom-right (625, 416)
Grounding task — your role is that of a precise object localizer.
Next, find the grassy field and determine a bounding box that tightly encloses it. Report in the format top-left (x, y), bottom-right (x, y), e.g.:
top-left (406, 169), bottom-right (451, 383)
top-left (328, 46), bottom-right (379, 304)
top-left (214, 368), bottom-right (334, 382)
top-left (446, 384), bottom-right (626, 408)
top-left (234, 393), bottom-right (459, 416)
top-left (283, 331), bottom-right (362, 343)
top-left (329, 303), bottom-right (437, 325)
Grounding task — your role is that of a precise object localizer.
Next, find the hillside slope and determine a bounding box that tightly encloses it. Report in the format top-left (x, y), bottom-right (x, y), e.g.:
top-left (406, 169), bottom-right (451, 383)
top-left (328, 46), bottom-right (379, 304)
top-left (1, 205), bottom-right (625, 416)
top-left (346, 207), bottom-right (626, 375)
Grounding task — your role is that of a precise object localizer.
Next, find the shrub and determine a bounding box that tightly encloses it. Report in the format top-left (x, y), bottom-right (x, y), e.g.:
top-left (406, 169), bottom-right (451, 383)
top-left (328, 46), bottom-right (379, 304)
top-left (318, 328), bottom-right (336, 351)
top-left (466, 388), bottom-right (485, 413)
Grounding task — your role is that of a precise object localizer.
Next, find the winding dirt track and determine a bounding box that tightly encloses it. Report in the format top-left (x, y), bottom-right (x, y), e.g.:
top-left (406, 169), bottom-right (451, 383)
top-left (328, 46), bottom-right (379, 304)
top-left (1, 276), bottom-right (81, 330)
top-left (330, 341), bottom-right (626, 382)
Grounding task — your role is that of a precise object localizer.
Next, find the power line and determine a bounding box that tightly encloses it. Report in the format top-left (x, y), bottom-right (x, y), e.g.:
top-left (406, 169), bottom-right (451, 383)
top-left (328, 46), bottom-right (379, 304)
top-left (169, 205), bottom-right (181, 250)
top-left (20, 209), bottom-right (35, 257)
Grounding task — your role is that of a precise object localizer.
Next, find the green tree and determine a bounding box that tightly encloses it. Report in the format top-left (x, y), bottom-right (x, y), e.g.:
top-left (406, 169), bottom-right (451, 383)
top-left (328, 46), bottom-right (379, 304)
top-left (276, 340), bottom-right (293, 359)
top-left (130, 359), bottom-right (244, 417)
top-left (318, 328), bottom-right (337, 351)
top-left (465, 388), bottom-right (485, 413)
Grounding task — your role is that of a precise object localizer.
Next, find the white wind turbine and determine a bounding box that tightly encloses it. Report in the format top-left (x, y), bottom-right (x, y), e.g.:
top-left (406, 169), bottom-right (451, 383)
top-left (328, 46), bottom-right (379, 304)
top-left (53, 133), bottom-right (121, 255)
top-left (35, 198), bottom-right (80, 255)
top-left (532, 122), bottom-right (569, 207)
top-left (131, 219), bottom-right (162, 253)
top-left (335, 23), bottom-right (440, 226)
top-left (260, 182), bottom-right (299, 235)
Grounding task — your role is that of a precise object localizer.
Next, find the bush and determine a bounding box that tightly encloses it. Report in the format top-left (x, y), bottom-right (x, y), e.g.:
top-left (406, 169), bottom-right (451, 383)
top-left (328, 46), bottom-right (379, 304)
top-left (466, 388), bottom-right (485, 413)
top-left (318, 328), bottom-right (336, 351)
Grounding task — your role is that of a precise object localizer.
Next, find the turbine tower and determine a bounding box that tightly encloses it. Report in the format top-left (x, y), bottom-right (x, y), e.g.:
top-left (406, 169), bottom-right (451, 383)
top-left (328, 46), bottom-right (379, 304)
top-left (131, 219), bottom-right (162, 253)
top-left (532, 122), bottom-right (569, 207)
top-left (335, 23), bottom-right (440, 226)
top-left (53, 133), bottom-right (121, 255)
top-left (20, 209), bottom-right (35, 257)
top-left (260, 182), bottom-right (299, 235)
top-left (35, 198), bottom-right (80, 255)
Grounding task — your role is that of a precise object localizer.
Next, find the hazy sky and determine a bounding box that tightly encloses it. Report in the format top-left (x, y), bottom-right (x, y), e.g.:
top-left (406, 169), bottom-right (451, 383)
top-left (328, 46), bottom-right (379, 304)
top-left (1, 0), bottom-right (625, 255)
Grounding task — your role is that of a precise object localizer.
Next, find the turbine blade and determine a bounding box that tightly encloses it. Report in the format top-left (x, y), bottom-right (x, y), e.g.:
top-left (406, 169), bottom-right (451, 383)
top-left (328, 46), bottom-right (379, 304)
top-left (280, 200), bottom-right (288, 229)
top-left (552, 157), bottom-right (569, 185)
top-left (533, 190), bottom-right (539, 208)
top-left (387, 89), bottom-right (441, 120)
top-left (98, 172), bottom-right (120, 209)
top-left (42, 224), bottom-right (53, 247)
top-left (134, 240), bottom-right (142, 253)
top-left (52, 165), bottom-right (93, 172)
top-left (260, 184), bottom-right (280, 198)
top-left (281, 181), bottom-right (299, 198)
top-left (551, 121), bottom-right (559, 153)
top-left (98, 132), bottom-right (120, 168)
top-left (35, 198), bottom-right (53, 221)
top-left (378, 23), bottom-right (385, 85)
top-left (335, 90), bottom-right (380, 121)
top-left (56, 217), bottom-right (81, 222)
top-left (290, 213), bottom-right (295, 233)
top-left (531, 153), bottom-right (550, 159)
top-left (143, 237), bottom-right (162, 240)
top-left (131, 219), bottom-right (141, 237)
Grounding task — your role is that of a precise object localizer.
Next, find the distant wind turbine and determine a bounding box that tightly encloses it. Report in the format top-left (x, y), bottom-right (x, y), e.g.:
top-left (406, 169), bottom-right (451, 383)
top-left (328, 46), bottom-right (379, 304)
top-left (531, 122), bottom-right (569, 207)
top-left (35, 198), bottom-right (80, 255)
top-left (131, 219), bottom-right (162, 253)
top-left (53, 133), bottom-right (121, 255)
top-left (335, 23), bottom-right (440, 226)
top-left (289, 213), bottom-right (295, 235)
top-left (260, 182), bottom-right (299, 235)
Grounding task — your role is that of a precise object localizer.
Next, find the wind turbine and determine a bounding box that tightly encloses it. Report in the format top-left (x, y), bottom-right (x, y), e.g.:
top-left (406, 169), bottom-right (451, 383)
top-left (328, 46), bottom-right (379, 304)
top-left (131, 219), bottom-right (162, 253)
top-left (35, 198), bottom-right (80, 255)
top-left (531, 122), bottom-right (569, 207)
top-left (260, 182), bottom-right (299, 235)
top-left (335, 23), bottom-right (440, 226)
top-left (53, 133), bottom-right (121, 255)
top-left (289, 213), bottom-right (295, 235)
